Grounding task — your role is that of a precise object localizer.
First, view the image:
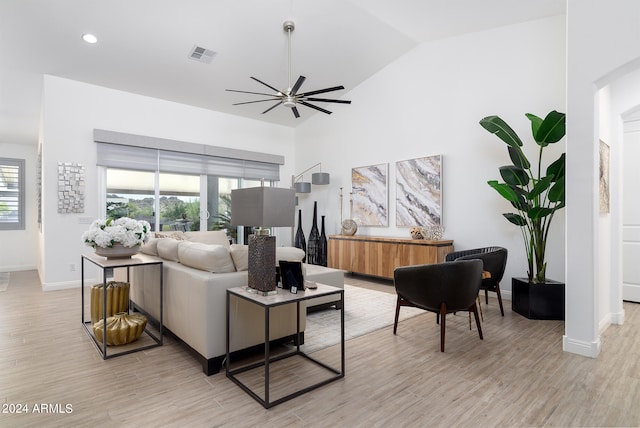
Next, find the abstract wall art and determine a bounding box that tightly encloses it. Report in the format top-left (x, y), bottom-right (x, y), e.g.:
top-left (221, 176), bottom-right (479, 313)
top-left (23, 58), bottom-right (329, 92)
top-left (58, 162), bottom-right (85, 213)
top-left (351, 163), bottom-right (388, 226)
top-left (395, 155), bottom-right (442, 227)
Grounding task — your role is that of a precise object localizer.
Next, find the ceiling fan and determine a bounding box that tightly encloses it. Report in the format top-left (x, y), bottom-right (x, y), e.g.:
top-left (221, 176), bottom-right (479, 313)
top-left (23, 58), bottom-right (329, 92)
top-left (226, 21), bottom-right (351, 118)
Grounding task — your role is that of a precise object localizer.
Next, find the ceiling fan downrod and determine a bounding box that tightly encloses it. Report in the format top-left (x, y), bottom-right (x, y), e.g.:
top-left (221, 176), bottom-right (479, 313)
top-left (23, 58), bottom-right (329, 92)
top-left (283, 21), bottom-right (295, 107)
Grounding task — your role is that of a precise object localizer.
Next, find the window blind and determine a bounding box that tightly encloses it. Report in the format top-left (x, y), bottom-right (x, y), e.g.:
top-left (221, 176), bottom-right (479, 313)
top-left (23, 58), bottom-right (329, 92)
top-left (94, 129), bottom-right (282, 181)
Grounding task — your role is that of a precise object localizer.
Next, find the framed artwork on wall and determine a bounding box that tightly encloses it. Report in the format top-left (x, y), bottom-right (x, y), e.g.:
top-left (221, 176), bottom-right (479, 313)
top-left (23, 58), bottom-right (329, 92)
top-left (351, 163), bottom-right (388, 226)
top-left (599, 140), bottom-right (610, 214)
top-left (395, 155), bottom-right (442, 227)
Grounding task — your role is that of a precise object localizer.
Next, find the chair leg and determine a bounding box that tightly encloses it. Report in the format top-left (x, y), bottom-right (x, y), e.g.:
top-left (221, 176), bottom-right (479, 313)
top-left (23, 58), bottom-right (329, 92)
top-left (485, 289), bottom-right (489, 304)
top-left (495, 285), bottom-right (505, 316)
top-left (471, 302), bottom-right (483, 340)
top-left (469, 294), bottom-right (484, 330)
top-left (440, 303), bottom-right (446, 352)
top-left (393, 295), bottom-right (401, 334)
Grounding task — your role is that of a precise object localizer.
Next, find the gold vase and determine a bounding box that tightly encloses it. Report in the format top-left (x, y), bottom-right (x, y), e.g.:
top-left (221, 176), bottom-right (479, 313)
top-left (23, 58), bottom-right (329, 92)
top-left (93, 312), bottom-right (147, 346)
top-left (90, 281), bottom-right (130, 324)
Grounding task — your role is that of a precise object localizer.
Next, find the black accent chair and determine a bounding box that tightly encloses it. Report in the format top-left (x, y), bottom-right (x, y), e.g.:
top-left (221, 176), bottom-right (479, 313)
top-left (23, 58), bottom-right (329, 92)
top-left (445, 247), bottom-right (508, 316)
top-left (393, 260), bottom-right (483, 352)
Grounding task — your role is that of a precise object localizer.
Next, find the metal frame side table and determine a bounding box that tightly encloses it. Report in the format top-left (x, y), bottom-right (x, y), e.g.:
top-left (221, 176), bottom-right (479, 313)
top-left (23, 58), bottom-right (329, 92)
top-left (81, 252), bottom-right (163, 359)
top-left (226, 283), bottom-right (345, 409)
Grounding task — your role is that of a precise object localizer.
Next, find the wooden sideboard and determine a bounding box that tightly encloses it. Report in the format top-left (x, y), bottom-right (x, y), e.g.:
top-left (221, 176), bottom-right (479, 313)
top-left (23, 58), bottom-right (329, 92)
top-left (328, 235), bottom-right (454, 280)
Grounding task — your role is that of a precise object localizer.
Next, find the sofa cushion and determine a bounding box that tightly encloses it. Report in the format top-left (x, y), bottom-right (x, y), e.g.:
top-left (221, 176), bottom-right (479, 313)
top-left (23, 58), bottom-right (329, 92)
top-left (276, 246), bottom-right (305, 265)
top-left (185, 231), bottom-right (230, 248)
top-left (141, 237), bottom-right (160, 256)
top-left (229, 245), bottom-right (305, 271)
top-left (178, 241), bottom-right (236, 273)
top-left (157, 238), bottom-right (181, 262)
top-left (230, 244), bottom-right (249, 272)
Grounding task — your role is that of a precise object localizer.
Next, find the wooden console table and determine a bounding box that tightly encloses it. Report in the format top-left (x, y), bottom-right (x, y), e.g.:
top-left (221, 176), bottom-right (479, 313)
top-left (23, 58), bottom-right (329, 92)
top-left (328, 235), bottom-right (454, 279)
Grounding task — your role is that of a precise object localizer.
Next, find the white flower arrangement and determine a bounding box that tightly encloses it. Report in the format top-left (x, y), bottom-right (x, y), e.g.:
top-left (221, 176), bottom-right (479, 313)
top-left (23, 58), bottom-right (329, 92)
top-left (82, 217), bottom-right (151, 249)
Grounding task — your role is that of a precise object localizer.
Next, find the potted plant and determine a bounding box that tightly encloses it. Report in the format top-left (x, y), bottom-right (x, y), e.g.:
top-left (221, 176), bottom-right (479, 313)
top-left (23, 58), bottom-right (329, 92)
top-left (479, 110), bottom-right (566, 320)
top-left (82, 217), bottom-right (151, 259)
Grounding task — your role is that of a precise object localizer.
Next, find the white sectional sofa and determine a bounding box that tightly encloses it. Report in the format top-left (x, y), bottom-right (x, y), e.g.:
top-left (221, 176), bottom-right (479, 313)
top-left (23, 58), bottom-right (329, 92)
top-left (127, 230), bottom-right (344, 375)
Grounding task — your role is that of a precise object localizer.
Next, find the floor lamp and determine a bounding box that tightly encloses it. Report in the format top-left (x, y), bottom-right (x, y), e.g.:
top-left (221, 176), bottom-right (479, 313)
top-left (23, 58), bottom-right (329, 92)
top-left (231, 186), bottom-right (295, 295)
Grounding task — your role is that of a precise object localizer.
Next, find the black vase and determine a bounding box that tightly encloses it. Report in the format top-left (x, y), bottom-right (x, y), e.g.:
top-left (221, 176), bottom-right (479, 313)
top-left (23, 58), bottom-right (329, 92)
top-left (294, 209), bottom-right (306, 262)
top-left (307, 202), bottom-right (320, 265)
top-left (318, 215), bottom-right (328, 267)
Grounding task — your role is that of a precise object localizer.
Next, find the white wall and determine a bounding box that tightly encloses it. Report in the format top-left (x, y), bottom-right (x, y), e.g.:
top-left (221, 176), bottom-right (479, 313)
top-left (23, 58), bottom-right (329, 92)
top-left (39, 76), bottom-right (295, 290)
top-left (565, 0), bottom-right (640, 357)
top-left (0, 143), bottom-right (38, 272)
top-left (294, 16), bottom-right (567, 298)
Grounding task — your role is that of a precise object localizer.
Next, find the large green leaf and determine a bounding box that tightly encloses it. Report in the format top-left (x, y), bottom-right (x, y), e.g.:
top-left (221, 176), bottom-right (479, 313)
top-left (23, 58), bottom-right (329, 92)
top-left (547, 153), bottom-right (565, 181)
top-left (528, 206), bottom-right (554, 219)
top-left (549, 176), bottom-right (565, 202)
top-left (488, 180), bottom-right (519, 203)
top-left (503, 213), bottom-right (527, 226)
top-left (534, 110), bottom-right (566, 146)
top-left (527, 175), bottom-right (553, 200)
top-left (526, 113), bottom-right (543, 141)
top-left (480, 115), bottom-right (523, 147)
top-left (499, 166), bottom-right (529, 186)
top-left (508, 146), bottom-right (530, 170)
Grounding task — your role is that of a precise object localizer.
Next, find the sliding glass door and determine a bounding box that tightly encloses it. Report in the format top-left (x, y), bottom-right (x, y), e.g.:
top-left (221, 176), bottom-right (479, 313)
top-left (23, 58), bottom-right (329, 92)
top-left (106, 168), bottom-right (270, 237)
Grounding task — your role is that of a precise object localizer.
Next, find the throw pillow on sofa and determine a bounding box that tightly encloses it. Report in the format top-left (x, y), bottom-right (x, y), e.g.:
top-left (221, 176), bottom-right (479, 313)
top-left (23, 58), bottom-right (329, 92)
top-left (184, 231), bottom-right (230, 248)
top-left (141, 237), bottom-right (160, 256)
top-left (230, 244), bottom-right (249, 271)
top-left (229, 244), bottom-right (305, 272)
top-left (156, 238), bottom-right (181, 261)
top-left (178, 241), bottom-right (236, 273)
top-left (276, 246), bottom-right (305, 265)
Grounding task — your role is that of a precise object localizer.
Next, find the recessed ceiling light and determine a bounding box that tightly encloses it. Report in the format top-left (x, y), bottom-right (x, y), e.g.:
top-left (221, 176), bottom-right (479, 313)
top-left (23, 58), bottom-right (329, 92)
top-left (82, 34), bottom-right (98, 44)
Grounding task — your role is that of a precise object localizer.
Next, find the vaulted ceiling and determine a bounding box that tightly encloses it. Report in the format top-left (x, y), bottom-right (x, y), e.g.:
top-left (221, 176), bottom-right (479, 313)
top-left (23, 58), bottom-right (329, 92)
top-left (0, 0), bottom-right (566, 146)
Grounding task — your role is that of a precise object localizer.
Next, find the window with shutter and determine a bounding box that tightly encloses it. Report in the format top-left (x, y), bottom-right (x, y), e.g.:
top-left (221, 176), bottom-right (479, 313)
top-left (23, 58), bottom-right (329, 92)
top-left (0, 158), bottom-right (25, 230)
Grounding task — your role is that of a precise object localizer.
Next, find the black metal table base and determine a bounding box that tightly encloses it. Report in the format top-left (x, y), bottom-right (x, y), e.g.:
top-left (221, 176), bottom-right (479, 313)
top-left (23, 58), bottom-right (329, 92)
top-left (81, 253), bottom-right (163, 359)
top-left (226, 285), bottom-right (344, 409)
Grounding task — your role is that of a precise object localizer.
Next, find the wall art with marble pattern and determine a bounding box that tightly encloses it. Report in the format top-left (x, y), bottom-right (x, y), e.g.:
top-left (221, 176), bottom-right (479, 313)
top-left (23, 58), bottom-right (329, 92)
top-left (395, 155), bottom-right (442, 227)
top-left (351, 163), bottom-right (388, 226)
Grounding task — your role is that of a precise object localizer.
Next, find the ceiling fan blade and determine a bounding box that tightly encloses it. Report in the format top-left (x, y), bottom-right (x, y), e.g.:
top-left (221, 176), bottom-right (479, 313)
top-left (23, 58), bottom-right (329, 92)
top-left (226, 89), bottom-right (280, 97)
top-left (299, 101), bottom-right (332, 115)
top-left (262, 101), bottom-right (282, 114)
top-left (232, 98), bottom-right (282, 106)
top-left (290, 76), bottom-right (306, 96)
top-left (297, 85), bottom-right (345, 97)
top-left (292, 106), bottom-right (300, 118)
top-left (304, 97), bottom-right (352, 104)
top-left (250, 77), bottom-right (282, 94)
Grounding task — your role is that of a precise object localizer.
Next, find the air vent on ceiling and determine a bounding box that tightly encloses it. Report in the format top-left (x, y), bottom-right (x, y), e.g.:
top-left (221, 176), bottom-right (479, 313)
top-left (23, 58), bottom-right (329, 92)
top-left (188, 45), bottom-right (216, 64)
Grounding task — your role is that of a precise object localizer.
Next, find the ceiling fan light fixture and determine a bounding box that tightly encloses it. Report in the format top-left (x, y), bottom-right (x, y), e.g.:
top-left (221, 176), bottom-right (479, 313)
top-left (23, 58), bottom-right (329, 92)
top-left (226, 20), bottom-right (350, 119)
top-left (283, 96), bottom-right (296, 108)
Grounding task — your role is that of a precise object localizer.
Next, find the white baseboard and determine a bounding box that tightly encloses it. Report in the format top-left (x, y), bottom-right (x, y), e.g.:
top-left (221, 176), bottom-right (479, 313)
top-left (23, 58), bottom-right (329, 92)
top-left (42, 280), bottom-right (81, 291)
top-left (610, 309), bottom-right (625, 325)
top-left (0, 264), bottom-right (37, 273)
top-left (563, 335), bottom-right (601, 358)
top-left (500, 289), bottom-right (512, 301)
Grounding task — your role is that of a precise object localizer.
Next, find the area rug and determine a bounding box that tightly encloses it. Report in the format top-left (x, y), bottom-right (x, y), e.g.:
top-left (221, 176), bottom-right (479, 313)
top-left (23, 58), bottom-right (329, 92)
top-left (0, 272), bottom-right (9, 292)
top-left (299, 284), bottom-right (425, 353)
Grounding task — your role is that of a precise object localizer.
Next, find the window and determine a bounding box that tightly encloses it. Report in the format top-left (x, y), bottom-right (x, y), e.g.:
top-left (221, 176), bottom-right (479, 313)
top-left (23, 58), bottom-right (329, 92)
top-left (0, 158), bottom-right (25, 230)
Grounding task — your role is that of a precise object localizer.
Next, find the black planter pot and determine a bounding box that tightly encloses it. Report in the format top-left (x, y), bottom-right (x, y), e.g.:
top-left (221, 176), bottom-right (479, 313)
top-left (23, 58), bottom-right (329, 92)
top-left (512, 277), bottom-right (565, 320)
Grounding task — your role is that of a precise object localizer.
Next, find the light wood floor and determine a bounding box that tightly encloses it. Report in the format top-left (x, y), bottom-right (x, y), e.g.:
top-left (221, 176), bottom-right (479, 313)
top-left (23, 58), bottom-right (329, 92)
top-left (1, 270), bottom-right (640, 427)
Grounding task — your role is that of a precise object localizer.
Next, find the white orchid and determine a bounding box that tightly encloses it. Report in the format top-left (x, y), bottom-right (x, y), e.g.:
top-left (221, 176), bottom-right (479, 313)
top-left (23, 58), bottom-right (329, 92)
top-left (82, 217), bottom-right (151, 249)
